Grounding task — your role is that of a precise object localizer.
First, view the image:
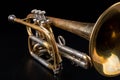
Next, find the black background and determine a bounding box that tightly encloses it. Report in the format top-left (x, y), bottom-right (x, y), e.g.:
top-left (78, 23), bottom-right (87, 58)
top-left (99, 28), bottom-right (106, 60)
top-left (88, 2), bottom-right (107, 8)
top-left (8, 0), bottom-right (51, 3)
top-left (1, 0), bottom-right (120, 80)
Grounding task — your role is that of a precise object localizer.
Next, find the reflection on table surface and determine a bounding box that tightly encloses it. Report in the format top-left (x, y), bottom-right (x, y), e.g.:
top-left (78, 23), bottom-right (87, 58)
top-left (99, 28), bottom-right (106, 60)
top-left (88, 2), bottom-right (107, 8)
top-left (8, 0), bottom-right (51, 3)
top-left (2, 52), bottom-right (120, 80)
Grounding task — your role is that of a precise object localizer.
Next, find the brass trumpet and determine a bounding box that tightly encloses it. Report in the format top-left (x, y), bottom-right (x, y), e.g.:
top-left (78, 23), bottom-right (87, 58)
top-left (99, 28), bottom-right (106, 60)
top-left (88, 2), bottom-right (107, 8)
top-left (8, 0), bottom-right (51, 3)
top-left (8, 2), bottom-right (120, 77)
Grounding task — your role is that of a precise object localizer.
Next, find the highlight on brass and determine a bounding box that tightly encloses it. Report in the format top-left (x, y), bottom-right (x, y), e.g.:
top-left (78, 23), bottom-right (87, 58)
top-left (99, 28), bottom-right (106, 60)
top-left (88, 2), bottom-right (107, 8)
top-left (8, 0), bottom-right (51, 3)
top-left (8, 2), bottom-right (120, 77)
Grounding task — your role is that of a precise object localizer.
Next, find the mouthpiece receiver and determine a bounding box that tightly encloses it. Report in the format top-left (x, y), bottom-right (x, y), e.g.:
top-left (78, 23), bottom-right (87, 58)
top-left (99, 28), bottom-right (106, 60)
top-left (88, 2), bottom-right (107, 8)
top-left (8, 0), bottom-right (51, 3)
top-left (8, 15), bottom-right (16, 21)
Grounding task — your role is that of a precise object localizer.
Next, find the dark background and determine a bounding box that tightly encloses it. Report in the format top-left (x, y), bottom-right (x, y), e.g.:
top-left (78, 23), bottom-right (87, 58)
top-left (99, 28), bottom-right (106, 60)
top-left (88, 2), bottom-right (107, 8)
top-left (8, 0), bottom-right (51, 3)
top-left (1, 0), bottom-right (120, 80)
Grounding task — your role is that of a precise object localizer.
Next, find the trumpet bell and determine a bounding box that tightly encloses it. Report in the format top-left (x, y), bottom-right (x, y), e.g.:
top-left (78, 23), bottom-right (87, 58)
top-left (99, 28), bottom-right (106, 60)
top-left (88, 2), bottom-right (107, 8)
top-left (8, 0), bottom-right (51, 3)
top-left (90, 2), bottom-right (120, 77)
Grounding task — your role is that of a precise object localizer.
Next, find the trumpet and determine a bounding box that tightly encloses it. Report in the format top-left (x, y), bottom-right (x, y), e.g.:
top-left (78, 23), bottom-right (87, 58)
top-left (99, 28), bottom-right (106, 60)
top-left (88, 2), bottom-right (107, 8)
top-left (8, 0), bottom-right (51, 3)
top-left (8, 2), bottom-right (120, 77)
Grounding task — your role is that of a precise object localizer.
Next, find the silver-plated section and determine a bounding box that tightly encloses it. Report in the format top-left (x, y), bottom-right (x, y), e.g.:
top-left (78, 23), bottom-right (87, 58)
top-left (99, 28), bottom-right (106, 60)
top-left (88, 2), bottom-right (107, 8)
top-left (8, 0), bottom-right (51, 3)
top-left (57, 44), bottom-right (89, 68)
top-left (8, 15), bottom-right (16, 21)
top-left (58, 35), bottom-right (66, 46)
top-left (31, 9), bottom-right (47, 23)
top-left (30, 51), bottom-right (49, 68)
top-left (60, 50), bottom-right (88, 69)
top-left (29, 35), bottom-right (44, 46)
top-left (57, 44), bottom-right (88, 61)
top-left (30, 35), bottom-right (90, 69)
